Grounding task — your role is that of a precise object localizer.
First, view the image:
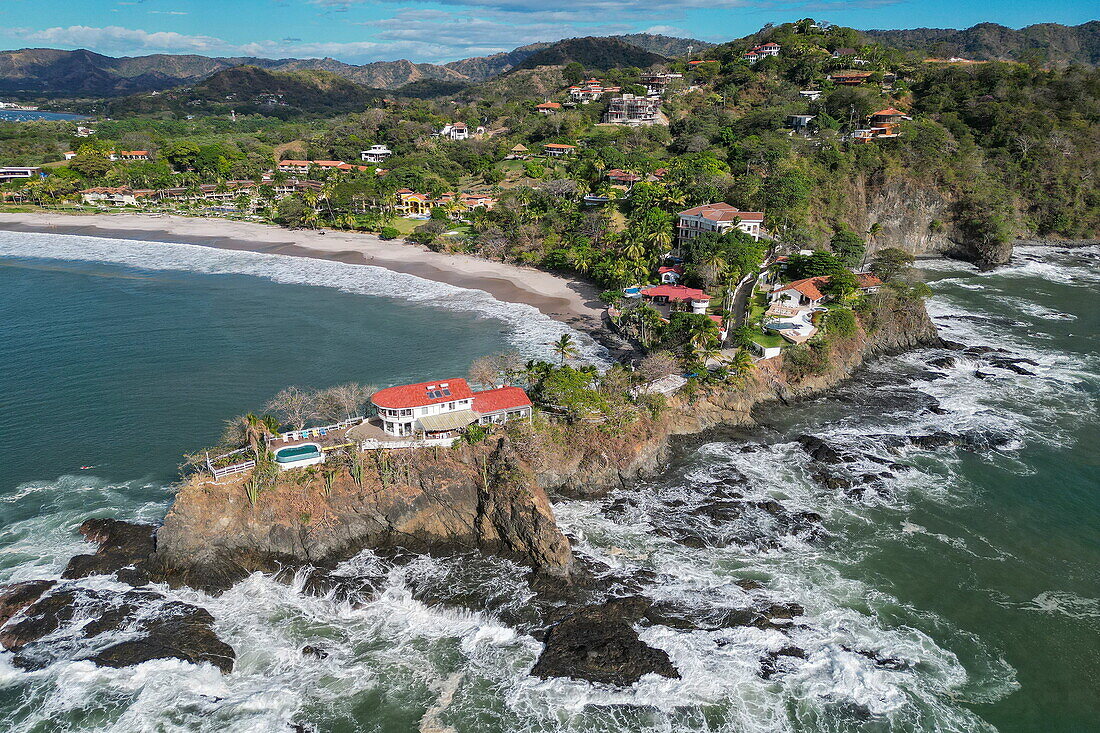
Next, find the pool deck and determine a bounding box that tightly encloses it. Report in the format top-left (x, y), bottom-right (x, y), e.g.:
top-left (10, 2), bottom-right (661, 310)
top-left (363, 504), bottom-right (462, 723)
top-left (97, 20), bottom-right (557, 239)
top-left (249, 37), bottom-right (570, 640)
top-left (268, 419), bottom-right (413, 452)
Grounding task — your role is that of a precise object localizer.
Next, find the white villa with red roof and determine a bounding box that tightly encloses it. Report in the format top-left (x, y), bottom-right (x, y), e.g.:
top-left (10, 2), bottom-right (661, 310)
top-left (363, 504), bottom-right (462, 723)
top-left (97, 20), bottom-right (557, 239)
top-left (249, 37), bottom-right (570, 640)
top-left (769, 272), bottom-right (883, 307)
top-left (640, 284), bottom-right (711, 314)
top-left (677, 202), bottom-right (764, 247)
top-left (370, 378), bottom-right (532, 438)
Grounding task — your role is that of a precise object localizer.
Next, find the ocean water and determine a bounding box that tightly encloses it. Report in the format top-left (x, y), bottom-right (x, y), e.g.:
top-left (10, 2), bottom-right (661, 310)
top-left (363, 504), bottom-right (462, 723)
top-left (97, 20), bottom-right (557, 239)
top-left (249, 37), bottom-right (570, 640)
top-left (0, 110), bottom-right (88, 122)
top-left (0, 235), bottom-right (1096, 732)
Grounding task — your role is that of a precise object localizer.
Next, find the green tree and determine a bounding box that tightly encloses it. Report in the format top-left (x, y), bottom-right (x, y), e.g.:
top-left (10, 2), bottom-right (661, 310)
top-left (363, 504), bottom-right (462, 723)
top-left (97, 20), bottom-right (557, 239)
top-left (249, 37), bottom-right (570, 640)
top-left (829, 226), bottom-right (866, 268)
top-left (868, 247), bottom-right (913, 282)
top-left (563, 62), bottom-right (586, 86)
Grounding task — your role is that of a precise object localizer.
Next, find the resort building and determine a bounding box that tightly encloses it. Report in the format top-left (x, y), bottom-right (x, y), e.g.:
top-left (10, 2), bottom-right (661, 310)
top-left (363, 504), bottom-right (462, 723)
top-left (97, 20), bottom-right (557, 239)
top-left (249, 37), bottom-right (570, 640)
top-left (828, 71), bottom-right (874, 85)
top-left (507, 144), bottom-right (529, 159)
top-left (395, 189), bottom-right (432, 217)
top-left (536, 102), bottom-right (562, 115)
top-left (79, 186), bottom-right (153, 206)
top-left (640, 284), bottom-right (711, 314)
top-left (603, 95), bottom-right (661, 125)
top-left (787, 114), bottom-right (816, 134)
top-left (370, 378), bottom-right (532, 438)
top-left (543, 143), bottom-right (576, 157)
top-left (676, 202), bottom-right (765, 246)
top-left (0, 166), bottom-right (44, 183)
top-left (606, 169), bottom-right (642, 188)
top-left (360, 145), bottom-right (393, 163)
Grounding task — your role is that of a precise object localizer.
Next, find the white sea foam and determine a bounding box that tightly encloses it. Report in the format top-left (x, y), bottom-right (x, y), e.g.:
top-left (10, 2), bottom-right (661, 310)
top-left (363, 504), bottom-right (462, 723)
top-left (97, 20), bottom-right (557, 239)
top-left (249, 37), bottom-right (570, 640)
top-left (1022, 591), bottom-right (1100, 619)
top-left (0, 230), bottom-right (608, 365)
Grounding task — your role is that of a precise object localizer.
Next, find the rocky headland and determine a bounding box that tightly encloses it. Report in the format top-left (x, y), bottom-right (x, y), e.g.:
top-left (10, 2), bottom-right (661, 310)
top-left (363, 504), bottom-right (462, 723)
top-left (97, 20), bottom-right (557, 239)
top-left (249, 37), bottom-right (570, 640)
top-left (1, 289), bottom-right (943, 684)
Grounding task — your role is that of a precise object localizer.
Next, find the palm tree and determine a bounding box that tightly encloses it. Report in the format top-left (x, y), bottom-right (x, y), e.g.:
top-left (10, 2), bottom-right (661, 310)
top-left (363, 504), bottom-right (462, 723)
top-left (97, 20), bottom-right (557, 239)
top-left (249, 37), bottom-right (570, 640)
top-left (729, 349), bottom-right (755, 378)
top-left (224, 413), bottom-right (279, 458)
top-left (551, 334), bottom-right (579, 366)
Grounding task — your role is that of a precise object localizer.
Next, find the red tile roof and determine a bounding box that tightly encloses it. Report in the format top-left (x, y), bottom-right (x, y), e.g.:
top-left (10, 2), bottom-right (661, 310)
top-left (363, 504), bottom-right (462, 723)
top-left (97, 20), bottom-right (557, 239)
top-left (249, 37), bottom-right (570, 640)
top-left (372, 378), bottom-right (474, 409)
top-left (536, 102), bottom-right (562, 109)
top-left (472, 386), bottom-right (532, 415)
top-left (658, 265), bottom-right (684, 275)
top-left (641, 285), bottom-right (710, 301)
top-left (870, 108), bottom-right (905, 117)
top-left (780, 277), bottom-right (827, 301)
top-left (543, 143), bottom-right (575, 149)
top-left (678, 202), bottom-right (764, 223)
top-left (856, 272), bottom-right (883, 288)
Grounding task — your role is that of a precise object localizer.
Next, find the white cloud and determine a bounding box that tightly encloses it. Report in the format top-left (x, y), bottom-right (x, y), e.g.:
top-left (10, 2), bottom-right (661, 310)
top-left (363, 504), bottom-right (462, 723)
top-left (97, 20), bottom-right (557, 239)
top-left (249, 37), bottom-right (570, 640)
top-left (26, 25), bottom-right (224, 54)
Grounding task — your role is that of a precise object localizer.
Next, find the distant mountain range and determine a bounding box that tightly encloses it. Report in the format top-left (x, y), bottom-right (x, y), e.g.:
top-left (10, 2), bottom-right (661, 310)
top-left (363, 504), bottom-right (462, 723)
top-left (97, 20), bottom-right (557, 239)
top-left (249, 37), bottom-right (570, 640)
top-left (0, 34), bottom-right (707, 99)
top-left (865, 21), bottom-right (1100, 65)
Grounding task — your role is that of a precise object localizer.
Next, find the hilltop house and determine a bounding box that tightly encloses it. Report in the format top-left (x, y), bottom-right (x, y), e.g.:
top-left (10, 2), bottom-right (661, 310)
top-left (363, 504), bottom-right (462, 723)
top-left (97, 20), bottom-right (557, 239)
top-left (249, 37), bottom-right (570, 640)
top-left (439, 123), bottom-right (470, 140)
top-left (543, 143), bottom-right (576, 157)
top-left (831, 48), bottom-right (869, 65)
top-left (852, 107), bottom-right (909, 143)
top-left (536, 102), bottom-right (562, 115)
top-left (507, 144), bottom-right (529, 159)
top-left (606, 169), bottom-right (642, 188)
top-left (640, 72), bottom-right (682, 96)
top-left (744, 42), bottom-right (780, 63)
top-left (603, 95), bottom-right (661, 125)
top-left (64, 150), bottom-right (149, 162)
top-left (369, 378), bottom-right (531, 438)
top-left (677, 202), bottom-right (764, 247)
top-left (568, 79), bottom-right (621, 103)
top-left (360, 145), bottom-right (393, 163)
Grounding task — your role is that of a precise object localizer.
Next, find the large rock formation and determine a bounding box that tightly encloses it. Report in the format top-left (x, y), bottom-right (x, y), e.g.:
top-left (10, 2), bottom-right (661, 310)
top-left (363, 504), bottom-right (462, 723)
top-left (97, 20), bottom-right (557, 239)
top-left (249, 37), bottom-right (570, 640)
top-left (152, 436), bottom-right (572, 593)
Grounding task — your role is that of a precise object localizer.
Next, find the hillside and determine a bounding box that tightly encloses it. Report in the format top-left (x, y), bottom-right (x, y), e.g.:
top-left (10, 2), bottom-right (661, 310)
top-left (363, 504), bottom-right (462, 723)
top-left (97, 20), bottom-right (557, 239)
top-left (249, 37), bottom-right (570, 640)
top-left (864, 21), bottom-right (1100, 66)
top-left (516, 37), bottom-right (669, 71)
top-left (107, 66), bottom-right (381, 118)
top-left (0, 33), bottom-right (704, 99)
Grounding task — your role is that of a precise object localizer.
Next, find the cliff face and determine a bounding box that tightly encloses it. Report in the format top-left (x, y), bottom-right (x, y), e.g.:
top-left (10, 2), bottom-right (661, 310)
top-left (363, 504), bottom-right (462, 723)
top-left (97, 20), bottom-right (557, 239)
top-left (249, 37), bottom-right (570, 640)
top-left (153, 439), bottom-right (572, 593)
top-left (154, 293), bottom-right (938, 590)
top-left (822, 173), bottom-right (1014, 268)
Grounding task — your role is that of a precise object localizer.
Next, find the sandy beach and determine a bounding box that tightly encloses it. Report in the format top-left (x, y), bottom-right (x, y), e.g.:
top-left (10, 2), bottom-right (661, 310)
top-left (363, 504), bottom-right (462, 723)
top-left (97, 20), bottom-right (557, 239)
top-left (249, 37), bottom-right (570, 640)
top-left (0, 211), bottom-right (607, 335)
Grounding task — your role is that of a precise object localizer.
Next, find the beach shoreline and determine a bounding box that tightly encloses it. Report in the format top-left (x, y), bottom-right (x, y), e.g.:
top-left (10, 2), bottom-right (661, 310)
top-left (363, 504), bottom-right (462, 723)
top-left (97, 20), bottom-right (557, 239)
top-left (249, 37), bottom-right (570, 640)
top-left (0, 211), bottom-right (610, 339)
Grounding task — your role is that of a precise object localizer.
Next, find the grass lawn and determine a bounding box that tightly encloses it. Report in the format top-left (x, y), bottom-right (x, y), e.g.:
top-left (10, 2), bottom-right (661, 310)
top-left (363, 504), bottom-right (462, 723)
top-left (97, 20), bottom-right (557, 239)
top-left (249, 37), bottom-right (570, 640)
top-left (752, 332), bottom-right (787, 349)
top-left (388, 217), bottom-right (425, 236)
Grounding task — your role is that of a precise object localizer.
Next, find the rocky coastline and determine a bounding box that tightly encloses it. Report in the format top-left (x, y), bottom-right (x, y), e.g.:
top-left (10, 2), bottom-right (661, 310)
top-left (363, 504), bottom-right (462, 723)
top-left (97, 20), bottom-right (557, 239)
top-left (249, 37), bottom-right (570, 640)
top-left (0, 289), bottom-right (945, 685)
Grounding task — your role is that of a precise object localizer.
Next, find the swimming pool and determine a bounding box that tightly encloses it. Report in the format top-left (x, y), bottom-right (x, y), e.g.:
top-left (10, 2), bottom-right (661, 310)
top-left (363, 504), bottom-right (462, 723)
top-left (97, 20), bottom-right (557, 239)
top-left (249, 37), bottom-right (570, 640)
top-left (274, 442), bottom-right (324, 470)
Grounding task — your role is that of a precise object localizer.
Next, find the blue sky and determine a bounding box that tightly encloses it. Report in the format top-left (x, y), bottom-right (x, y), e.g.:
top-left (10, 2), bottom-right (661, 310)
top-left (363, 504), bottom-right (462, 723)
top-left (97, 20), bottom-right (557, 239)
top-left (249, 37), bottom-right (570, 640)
top-left (0, 0), bottom-right (1094, 64)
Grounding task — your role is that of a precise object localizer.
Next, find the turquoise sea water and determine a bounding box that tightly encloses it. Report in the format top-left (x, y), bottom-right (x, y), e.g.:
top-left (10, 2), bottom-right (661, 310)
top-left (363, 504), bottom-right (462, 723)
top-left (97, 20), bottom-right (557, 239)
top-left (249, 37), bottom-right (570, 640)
top-left (0, 233), bottom-right (1096, 732)
top-left (0, 110), bottom-right (88, 122)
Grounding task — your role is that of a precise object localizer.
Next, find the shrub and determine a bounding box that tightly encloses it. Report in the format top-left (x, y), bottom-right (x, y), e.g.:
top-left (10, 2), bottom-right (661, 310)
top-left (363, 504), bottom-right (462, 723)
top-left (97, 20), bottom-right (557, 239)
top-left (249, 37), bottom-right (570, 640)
top-left (825, 308), bottom-right (858, 338)
top-left (379, 226), bottom-right (400, 240)
top-left (783, 341), bottom-right (830, 378)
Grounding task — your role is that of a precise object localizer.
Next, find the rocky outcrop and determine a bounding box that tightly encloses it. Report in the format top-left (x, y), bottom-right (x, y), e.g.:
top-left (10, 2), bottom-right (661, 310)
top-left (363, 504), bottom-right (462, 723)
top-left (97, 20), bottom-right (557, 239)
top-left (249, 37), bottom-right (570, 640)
top-left (0, 583), bottom-right (234, 673)
top-left (62, 518), bottom-right (157, 585)
top-left (536, 290), bottom-right (940, 500)
top-left (152, 437), bottom-right (573, 593)
top-left (151, 292), bottom-right (937, 597)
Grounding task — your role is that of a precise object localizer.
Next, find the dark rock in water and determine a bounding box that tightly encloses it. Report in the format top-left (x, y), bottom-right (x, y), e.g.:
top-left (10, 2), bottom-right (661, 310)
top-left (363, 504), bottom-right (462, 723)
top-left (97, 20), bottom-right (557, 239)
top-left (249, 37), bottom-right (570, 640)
top-left (0, 580), bottom-right (56, 628)
top-left (911, 369), bottom-right (947, 382)
top-left (796, 435), bottom-right (847, 464)
top-left (987, 356), bottom-right (1037, 375)
top-left (910, 432), bottom-right (959, 449)
top-left (760, 645), bottom-right (807, 679)
top-left (941, 340), bottom-right (967, 351)
top-left (298, 566), bottom-right (383, 605)
top-left (974, 370), bottom-right (996, 380)
top-left (965, 346), bottom-right (1008, 355)
top-left (0, 584), bottom-right (234, 673)
top-left (88, 604), bottom-right (235, 673)
top-left (928, 356), bottom-right (957, 369)
top-left (531, 597), bottom-right (679, 685)
top-left (301, 645), bottom-right (329, 660)
top-left (735, 579), bottom-right (764, 591)
top-left (62, 518), bottom-right (157, 586)
top-left (849, 647), bottom-right (911, 671)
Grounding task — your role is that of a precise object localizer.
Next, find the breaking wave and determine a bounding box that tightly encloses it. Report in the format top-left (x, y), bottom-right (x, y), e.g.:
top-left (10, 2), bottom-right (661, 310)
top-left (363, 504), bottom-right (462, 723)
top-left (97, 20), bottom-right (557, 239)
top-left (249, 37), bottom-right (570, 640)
top-left (0, 229), bottom-right (608, 365)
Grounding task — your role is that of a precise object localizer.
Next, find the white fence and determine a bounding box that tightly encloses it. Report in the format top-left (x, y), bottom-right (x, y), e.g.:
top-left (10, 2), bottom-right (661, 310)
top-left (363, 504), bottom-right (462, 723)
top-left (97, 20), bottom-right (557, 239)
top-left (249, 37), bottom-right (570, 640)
top-left (268, 417), bottom-right (365, 444)
top-left (358, 437), bottom-right (456, 451)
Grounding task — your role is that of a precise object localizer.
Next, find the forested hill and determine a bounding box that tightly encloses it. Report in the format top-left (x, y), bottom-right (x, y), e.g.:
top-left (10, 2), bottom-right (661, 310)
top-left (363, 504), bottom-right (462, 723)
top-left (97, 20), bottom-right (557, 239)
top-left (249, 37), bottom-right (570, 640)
top-left (106, 66), bottom-right (383, 118)
top-left (515, 37), bottom-right (671, 71)
top-left (864, 21), bottom-right (1100, 66)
